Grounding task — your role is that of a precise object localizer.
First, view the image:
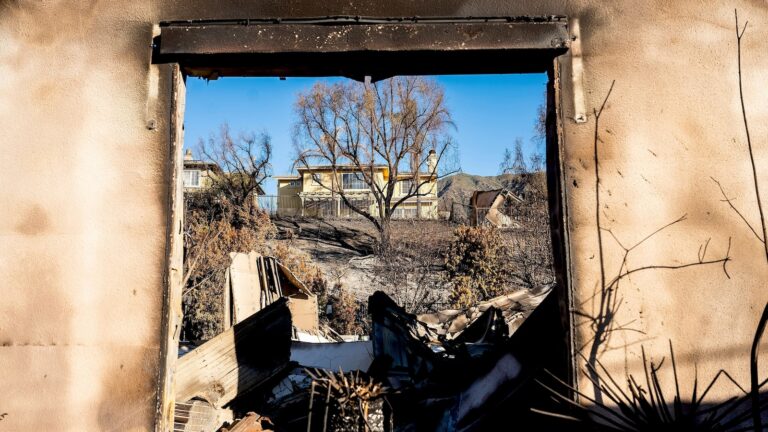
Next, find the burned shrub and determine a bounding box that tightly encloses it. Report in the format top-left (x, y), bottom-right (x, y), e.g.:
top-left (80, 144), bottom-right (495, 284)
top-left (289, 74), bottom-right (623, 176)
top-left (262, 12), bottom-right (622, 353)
top-left (182, 191), bottom-right (276, 341)
top-left (269, 242), bottom-right (328, 308)
top-left (326, 284), bottom-right (368, 336)
top-left (369, 222), bottom-right (449, 314)
top-left (445, 225), bottom-right (512, 309)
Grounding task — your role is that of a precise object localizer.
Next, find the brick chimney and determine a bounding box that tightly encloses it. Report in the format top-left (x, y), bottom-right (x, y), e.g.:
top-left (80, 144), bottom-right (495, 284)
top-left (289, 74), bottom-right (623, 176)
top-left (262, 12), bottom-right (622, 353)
top-left (184, 149), bottom-right (193, 161)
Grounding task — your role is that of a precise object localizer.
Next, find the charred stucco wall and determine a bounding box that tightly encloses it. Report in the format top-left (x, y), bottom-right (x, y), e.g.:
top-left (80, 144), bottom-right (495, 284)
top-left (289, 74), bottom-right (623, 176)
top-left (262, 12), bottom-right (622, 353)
top-left (0, 2), bottom-right (176, 430)
top-left (0, 0), bottom-right (767, 430)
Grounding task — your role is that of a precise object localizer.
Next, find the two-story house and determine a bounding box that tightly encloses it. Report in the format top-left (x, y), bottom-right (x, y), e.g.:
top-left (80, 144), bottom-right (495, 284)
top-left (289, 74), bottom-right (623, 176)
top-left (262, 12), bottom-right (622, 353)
top-left (182, 149), bottom-right (219, 192)
top-left (183, 149), bottom-right (265, 198)
top-left (275, 151), bottom-right (438, 219)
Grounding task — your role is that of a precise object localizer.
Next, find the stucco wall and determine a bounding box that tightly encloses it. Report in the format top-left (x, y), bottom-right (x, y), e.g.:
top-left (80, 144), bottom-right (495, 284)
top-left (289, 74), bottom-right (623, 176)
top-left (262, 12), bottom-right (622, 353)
top-left (1, 0), bottom-right (766, 430)
top-left (0, 2), bottom-right (175, 430)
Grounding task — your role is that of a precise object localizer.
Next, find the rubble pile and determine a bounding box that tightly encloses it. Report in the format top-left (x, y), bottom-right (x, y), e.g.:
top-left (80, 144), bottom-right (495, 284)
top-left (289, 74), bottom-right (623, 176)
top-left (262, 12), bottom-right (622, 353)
top-left (175, 252), bottom-right (561, 431)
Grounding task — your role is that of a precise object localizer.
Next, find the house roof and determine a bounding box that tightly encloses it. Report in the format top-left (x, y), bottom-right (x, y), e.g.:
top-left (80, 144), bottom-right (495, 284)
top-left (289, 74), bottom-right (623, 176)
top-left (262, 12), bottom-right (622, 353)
top-left (293, 165), bottom-right (436, 181)
top-left (183, 159), bottom-right (220, 171)
top-left (296, 164), bottom-right (389, 172)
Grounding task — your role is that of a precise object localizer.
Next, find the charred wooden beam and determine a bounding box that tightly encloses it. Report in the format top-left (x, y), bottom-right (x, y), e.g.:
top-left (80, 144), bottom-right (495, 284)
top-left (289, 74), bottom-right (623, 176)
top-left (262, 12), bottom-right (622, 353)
top-left (154, 19), bottom-right (569, 79)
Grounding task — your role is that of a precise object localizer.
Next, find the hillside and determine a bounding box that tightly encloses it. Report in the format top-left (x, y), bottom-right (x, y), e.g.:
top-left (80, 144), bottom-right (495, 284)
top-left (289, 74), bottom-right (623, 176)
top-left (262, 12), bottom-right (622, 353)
top-left (437, 172), bottom-right (517, 211)
top-left (437, 171), bottom-right (547, 221)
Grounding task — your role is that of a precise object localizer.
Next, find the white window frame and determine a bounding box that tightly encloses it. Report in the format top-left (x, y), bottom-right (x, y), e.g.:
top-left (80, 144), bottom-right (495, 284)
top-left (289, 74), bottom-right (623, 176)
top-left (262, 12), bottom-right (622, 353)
top-left (342, 172), bottom-right (367, 190)
top-left (183, 169), bottom-right (201, 188)
top-left (399, 178), bottom-right (416, 195)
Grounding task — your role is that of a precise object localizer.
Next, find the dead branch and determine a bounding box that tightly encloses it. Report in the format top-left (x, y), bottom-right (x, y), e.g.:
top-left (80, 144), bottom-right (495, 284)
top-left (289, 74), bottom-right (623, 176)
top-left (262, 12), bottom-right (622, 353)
top-left (711, 177), bottom-right (764, 243)
top-left (734, 10), bottom-right (768, 266)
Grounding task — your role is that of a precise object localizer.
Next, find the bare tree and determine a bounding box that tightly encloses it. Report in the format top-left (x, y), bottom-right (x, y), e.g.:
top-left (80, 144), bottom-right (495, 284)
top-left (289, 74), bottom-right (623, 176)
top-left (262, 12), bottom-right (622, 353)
top-left (528, 152), bottom-right (545, 172)
top-left (181, 122), bottom-right (275, 340)
top-left (293, 77), bottom-right (457, 251)
top-left (198, 122), bottom-right (272, 211)
top-left (499, 137), bottom-right (528, 175)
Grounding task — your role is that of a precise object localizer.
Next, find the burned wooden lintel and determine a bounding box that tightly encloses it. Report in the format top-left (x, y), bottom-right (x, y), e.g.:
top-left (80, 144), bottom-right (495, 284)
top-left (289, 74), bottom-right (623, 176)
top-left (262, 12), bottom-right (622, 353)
top-left (154, 19), bottom-right (569, 80)
top-left (175, 298), bottom-right (293, 407)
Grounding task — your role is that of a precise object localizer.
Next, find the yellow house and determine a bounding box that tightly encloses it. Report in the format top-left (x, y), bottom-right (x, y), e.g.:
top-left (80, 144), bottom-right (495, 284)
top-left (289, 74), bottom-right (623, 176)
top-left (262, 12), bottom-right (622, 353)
top-left (182, 149), bottom-right (219, 192)
top-left (183, 149), bottom-right (265, 199)
top-left (276, 152), bottom-right (438, 219)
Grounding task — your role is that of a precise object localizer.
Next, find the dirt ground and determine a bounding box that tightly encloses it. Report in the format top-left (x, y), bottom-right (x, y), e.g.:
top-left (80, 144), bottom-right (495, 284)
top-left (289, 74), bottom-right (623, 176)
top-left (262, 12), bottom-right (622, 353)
top-left (271, 217), bottom-right (456, 300)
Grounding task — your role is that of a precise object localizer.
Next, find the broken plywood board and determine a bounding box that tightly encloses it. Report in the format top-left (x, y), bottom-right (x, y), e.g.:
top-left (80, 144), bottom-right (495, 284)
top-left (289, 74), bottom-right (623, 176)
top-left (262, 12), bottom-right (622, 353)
top-left (176, 298), bottom-right (292, 407)
top-left (224, 252), bottom-right (319, 332)
top-left (275, 259), bottom-right (319, 331)
top-left (224, 252), bottom-right (264, 327)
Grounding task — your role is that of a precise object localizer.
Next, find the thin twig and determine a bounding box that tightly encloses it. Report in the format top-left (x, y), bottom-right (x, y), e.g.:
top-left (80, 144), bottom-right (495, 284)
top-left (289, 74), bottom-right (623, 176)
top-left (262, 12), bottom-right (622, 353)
top-left (594, 80), bottom-right (616, 298)
top-left (711, 177), bottom-right (764, 243)
top-left (735, 10), bottom-right (768, 264)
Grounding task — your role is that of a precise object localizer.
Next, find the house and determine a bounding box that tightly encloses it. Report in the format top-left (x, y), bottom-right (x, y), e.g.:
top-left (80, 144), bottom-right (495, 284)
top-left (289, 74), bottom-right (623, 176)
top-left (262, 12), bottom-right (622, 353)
top-left (182, 149), bottom-right (220, 192)
top-left (275, 151), bottom-right (439, 219)
top-left (182, 149), bottom-right (265, 198)
top-left (469, 188), bottom-right (523, 228)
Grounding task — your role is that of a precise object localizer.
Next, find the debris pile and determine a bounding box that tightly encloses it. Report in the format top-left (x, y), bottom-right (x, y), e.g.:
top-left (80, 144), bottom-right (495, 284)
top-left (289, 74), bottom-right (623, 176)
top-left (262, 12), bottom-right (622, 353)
top-left (368, 284), bottom-right (564, 430)
top-left (175, 252), bottom-right (561, 431)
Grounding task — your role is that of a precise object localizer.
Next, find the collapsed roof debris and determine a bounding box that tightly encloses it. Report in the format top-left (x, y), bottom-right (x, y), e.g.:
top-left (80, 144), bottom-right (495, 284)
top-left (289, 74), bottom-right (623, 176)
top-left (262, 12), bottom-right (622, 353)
top-left (417, 284), bottom-right (552, 340)
top-left (368, 287), bottom-right (563, 431)
top-left (174, 250), bottom-right (562, 431)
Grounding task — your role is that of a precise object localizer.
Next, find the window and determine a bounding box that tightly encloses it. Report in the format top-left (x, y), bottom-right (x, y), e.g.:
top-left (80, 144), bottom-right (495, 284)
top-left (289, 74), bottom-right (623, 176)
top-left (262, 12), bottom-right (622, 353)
top-left (183, 169), bottom-right (201, 187)
top-left (392, 207), bottom-right (418, 219)
top-left (342, 173), bottom-right (367, 190)
top-left (289, 179), bottom-right (301, 187)
top-left (400, 179), bottom-right (416, 195)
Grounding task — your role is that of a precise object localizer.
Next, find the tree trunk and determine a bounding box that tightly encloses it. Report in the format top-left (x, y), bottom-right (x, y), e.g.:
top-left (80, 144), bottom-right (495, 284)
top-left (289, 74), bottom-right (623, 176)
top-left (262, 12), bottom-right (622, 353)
top-left (379, 218), bottom-right (392, 253)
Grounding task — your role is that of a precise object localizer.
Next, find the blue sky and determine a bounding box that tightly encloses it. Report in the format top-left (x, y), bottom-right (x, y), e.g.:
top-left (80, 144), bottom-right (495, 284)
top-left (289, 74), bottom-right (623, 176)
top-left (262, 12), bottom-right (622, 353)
top-left (183, 73), bottom-right (547, 194)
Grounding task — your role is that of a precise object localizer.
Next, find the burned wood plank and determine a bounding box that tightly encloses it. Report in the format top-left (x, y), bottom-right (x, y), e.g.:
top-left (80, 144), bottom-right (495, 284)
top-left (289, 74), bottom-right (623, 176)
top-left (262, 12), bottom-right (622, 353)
top-left (154, 20), bottom-right (569, 79)
top-left (175, 299), bottom-right (292, 407)
top-left (159, 21), bottom-right (568, 55)
top-left (225, 252), bottom-right (320, 331)
top-left (227, 252), bottom-right (264, 327)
